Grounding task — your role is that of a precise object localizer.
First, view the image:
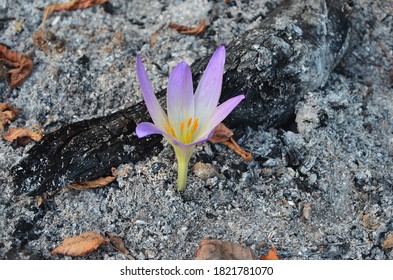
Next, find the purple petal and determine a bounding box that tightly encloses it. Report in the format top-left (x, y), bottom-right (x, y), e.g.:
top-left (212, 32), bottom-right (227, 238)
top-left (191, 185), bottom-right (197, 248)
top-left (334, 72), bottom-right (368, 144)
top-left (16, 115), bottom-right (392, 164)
top-left (136, 55), bottom-right (169, 130)
top-left (194, 46), bottom-right (226, 123)
top-left (195, 94), bottom-right (245, 140)
top-left (167, 62), bottom-right (194, 134)
top-left (136, 122), bottom-right (166, 138)
top-left (135, 122), bottom-right (183, 147)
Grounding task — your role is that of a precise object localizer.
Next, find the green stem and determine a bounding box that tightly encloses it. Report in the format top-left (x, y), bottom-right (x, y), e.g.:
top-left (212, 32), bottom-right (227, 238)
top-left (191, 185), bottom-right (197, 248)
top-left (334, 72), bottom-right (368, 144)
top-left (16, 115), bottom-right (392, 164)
top-left (174, 146), bottom-right (195, 191)
top-left (177, 157), bottom-right (189, 191)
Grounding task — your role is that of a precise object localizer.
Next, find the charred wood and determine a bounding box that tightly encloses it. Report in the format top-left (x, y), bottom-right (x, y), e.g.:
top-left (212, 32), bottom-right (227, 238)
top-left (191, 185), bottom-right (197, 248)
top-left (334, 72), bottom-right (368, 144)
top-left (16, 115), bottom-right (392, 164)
top-left (12, 0), bottom-right (351, 196)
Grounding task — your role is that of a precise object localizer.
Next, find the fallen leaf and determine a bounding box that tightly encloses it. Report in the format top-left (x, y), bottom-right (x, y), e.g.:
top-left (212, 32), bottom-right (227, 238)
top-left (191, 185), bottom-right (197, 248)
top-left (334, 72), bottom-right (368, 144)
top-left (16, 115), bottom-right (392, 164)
top-left (69, 167), bottom-right (116, 190)
top-left (260, 248), bottom-right (280, 260)
top-left (3, 126), bottom-right (43, 145)
top-left (51, 231), bottom-right (109, 257)
top-left (32, 30), bottom-right (66, 53)
top-left (32, 30), bottom-right (49, 51)
top-left (382, 234), bottom-right (393, 249)
top-left (255, 242), bottom-right (267, 250)
top-left (149, 24), bottom-right (166, 48)
top-left (107, 233), bottom-right (129, 254)
top-left (301, 203), bottom-right (312, 221)
top-left (106, 233), bottom-right (130, 255)
top-left (0, 44), bottom-right (33, 88)
top-left (209, 123), bottom-right (233, 143)
top-left (0, 103), bottom-right (20, 133)
top-left (169, 20), bottom-right (206, 35)
top-left (0, 61), bottom-right (8, 81)
top-left (150, 30), bottom-right (160, 48)
top-left (42, 0), bottom-right (109, 27)
top-left (209, 123), bottom-right (253, 162)
top-left (318, 246), bottom-right (324, 253)
top-left (36, 194), bottom-right (48, 207)
top-left (195, 239), bottom-right (255, 260)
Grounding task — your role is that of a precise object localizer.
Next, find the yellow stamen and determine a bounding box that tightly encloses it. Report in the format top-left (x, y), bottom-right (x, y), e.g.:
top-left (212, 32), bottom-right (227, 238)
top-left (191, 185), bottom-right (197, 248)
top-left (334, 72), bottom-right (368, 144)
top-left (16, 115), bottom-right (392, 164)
top-left (180, 121), bottom-right (185, 132)
top-left (187, 117), bottom-right (192, 127)
top-left (170, 127), bottom-right (176, 137)
top-left (185, 134), bottom-right (192, 144)
top-left (191, 118), bottom-right (198, 133)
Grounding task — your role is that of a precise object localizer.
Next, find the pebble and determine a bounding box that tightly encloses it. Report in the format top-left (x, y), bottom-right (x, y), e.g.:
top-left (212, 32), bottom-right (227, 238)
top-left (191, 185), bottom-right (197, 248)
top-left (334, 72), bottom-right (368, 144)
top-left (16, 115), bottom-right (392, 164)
top-left (192, 162), bottom-right (219, 180)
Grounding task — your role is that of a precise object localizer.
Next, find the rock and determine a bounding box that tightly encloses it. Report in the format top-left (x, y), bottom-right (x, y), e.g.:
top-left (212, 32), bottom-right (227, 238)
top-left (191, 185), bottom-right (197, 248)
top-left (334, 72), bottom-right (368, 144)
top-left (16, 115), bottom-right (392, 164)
top-left (192, 162), bottom-right (219, 180)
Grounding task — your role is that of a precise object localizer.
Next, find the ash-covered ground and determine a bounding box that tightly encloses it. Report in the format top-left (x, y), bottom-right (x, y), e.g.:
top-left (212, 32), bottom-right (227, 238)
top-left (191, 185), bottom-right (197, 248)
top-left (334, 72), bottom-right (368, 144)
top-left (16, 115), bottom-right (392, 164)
top-left (0, 0), bottom-right (392, 259)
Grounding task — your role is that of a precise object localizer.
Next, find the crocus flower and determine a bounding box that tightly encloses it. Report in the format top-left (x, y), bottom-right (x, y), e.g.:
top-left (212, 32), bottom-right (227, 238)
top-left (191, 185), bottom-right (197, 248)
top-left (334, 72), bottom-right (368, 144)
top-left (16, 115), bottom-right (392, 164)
top-left (135, 46), bottom-right (245, 191)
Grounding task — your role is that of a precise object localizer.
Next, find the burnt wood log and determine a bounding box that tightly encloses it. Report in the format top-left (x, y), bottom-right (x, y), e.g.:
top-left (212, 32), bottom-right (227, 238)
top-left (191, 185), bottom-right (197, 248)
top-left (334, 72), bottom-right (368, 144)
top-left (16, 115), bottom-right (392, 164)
top-left (12, 0), bottom-right (351, 196)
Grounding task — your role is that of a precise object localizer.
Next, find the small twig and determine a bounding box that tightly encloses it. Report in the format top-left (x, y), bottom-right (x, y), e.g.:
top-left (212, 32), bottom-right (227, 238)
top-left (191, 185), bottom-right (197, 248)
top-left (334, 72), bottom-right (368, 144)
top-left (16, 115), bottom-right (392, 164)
top-left (41, 0), bottom-right (109, 30)
top-left (169, 20), bottom-right (206, 35)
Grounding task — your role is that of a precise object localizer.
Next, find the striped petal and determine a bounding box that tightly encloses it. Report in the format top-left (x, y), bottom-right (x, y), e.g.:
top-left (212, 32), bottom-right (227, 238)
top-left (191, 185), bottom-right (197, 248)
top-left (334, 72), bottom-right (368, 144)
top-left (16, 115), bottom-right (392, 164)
top-left (194, 46), bottom-right (226, 125)
top-left (136, 55), bottom-right (169, 130)
top-left (167, 62), bottom-right (194, 135)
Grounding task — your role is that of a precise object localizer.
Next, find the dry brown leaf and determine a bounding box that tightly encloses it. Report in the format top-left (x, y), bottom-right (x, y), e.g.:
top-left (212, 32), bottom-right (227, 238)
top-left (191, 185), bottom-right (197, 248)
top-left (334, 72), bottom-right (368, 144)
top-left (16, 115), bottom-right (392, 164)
top-left (195, 239), bottom-right (255, 260)
top-left (149, 24), bottom-right (166, 48)
top-left (106, 233), bottom-right (129, 255)
top-left (0, 61), bottom-right (8, 81)
top-left (318, 246), bottom-right (324, 253)
top-left (382, 234), bottom-right (393, 249)
top-left (260, 248), bottom-right (280, 260)
top-left (36, 194), bottom-right (48, 207)
top-left (106, 232), bottom-right (135, 259)
top-left (69, 175), bottom-right (116, 190)
top-left (51, 231), bottom-right (109, 257)
top-left (209, 123), bottom-right (234, 143)
top-left (0, 103), bottom-right (20, 133)
top-left (150, 30), bottom-right (160, 48)
top-left (0, 44), bottom-right (33, 88)
top-left (69, 167), bottom-right (116, 190)
top-left (209, 123), bottom-right (253, 162)
top-left (40, 30), bottom-right (66, 51)
top-left (32, 30), bottom-right (48, 51)
top-left (301, 203), bottom-right (312, 221)
top-left (113, 33), bottom-right (124, 44)
top-left (42, 0), bottom-right (109, 27)
top-left (169, 20), bottom-right (206, 35)
top-left (3, 126), bottom-right (43, 145)
top-left (362, 213), bottom-right (380, 230)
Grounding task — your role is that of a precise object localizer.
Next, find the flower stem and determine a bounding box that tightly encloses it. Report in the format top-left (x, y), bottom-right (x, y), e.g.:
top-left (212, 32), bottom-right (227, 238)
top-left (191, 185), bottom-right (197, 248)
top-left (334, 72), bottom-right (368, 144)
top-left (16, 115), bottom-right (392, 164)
top-left (177, 157), bottom-right (189, 191)
top-left (174, 146), bottom-right (194, 191)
